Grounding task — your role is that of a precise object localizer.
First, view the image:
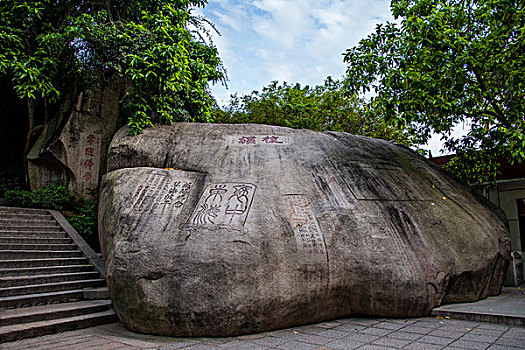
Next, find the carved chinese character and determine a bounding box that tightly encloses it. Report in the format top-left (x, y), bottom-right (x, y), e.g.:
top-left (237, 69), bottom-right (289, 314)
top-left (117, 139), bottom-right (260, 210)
top-left (225, 185), bottom-right (253, 224)
top-left (84, 159), bottom-right (94, 170)
top-left (193, 204), bottom-right (222, 224)
top-left (262, 135), bottom-right (283, 144)
top-left (85, 147), bottom-right (94, 156)
top-left (87, 134), bottom-right (96, 145)
top-left (238, 136), bottom-right (256, 145)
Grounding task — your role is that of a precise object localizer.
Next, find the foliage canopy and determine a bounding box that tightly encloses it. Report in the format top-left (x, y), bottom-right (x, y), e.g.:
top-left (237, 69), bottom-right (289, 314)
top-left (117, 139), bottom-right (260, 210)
top-left (213, 78), bottom-right (418, 147)
top-left (0, 0), bottom-right (225, 135)
top-left (343, 0), bottom-right (524, 183)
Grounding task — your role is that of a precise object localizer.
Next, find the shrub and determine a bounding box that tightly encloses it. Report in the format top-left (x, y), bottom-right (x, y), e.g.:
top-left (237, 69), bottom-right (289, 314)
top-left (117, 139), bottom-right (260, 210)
top-left (68, 201), bottom-right (99, 252)
top-left (5, 184), bottom-right (74, 211)
top-left (4, 184), bottom-right (99, 252)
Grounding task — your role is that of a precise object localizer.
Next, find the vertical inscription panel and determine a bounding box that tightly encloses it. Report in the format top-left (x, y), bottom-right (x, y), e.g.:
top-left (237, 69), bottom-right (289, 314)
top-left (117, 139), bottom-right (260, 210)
top-left (123, 173), bottom-right (192, 215)
top-left (78, 132), bottom-right (101, 189)
top-left (286, 195), bottom-right (328, 262)
top-left (190, 183), bottom-right (256, 226)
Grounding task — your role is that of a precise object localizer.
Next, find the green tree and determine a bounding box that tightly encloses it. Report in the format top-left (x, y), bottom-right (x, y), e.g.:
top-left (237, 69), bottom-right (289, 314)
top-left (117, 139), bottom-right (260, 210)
top-left (0, 0), bottom-right (225, 183)
top-left (214, 78), bottom-right (417, 146)
top-left (343, 0), bottom-right (524, 183)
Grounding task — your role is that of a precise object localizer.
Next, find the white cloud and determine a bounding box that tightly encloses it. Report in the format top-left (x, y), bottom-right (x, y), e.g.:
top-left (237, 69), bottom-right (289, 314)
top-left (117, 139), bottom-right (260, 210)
top-left (197, 0), bottom-right (460, 154)
top-left (201, 0), bottom-right (393, 105)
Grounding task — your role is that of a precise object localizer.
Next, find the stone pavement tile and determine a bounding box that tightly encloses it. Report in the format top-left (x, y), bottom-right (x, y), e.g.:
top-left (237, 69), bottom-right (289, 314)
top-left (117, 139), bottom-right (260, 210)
top-left (0, 330), bottom-right (91, 349)
top-left (216, 342), bottom-right (268, 350)
top-left (266, 329), bottom-right (302, 341)
top-left (468, 328), bottom-right (506, 337)
top-left (371, 336), bottom-right (411, 348)
top-left (448, 339), bottom-right (491, 349)
top-left (218, 340), bottom-right (247, 348)
top-left (334, 318), bottom-right (361, 326)
top-left (67, 337), bottom-right (117, 350)
top-left (183, 344), bottom-right (220, 350)
top-left (249, 336), bottom-right (290, 347)
top-left (477, 324), bottom-right (510, 331)
top-left (323, 338), bottom-right (365, 350)
top-left (438, 324), bottom-right (478, 333)
top-left (441, 320), bottom-right (484, 329)
top-left (398, 325), bottom-right (433, 335)
top-left (494, 337), bottom-right (525, 348)
top-left (293, 325), bottom-right (328, 335)
top-left (293, 334), bottom-right (333, 345)
top-left (316, 329), bottom-right (351, 339)
top-left (316, 321), bottom-right (342, 329)
top-left (356, 345), bottom-right (397, 350)
top-left (275, 340), bottom-right (319, 350)
top-left (2, 333), bottom-right (93, 349)
top-left (386, 331), bottom-right (423, 341)
top-left (333, 324), bottom-right (367, 333)
top-left (487, 345), bottom-right (525, 350)
top-left (411, 319), bottom-right (443, 328)
top-left (427, 329), bottom-right (466, 339)
top-left (346, 319), bottom-right (381, 327)
top-left (83, 342), bottom-right (131, 350)
top-left (84, 324), bottom-right (176, 348)
top-left (96, 335), bottom-right (168, 348)
top-left (459, 333), bottom-right (499, 343)
top-left (358, 327), bottom-right (393, 337)
top-left (387, 319), bottom-right (418, 325)
top-left (502, 327), bottom-right (525, 339)
top-left (159, 341), bottom-right (198, 350)
top-left (402, 342), bottom-right (444, 350)
top-left (374, 322), bottom-right (406, 331)
top-left (46, 336), bottom-right (107, 349)
top-left (340, 333), bottom-right (380, 343)
top-left (416, 335), bottom-right (454, 346)
top-left (235, 333), bottom-right (266, 341)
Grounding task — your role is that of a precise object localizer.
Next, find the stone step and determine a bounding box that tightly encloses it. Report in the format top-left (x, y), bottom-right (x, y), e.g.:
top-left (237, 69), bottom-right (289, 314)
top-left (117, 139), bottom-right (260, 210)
top-left (0, 257), bottom-right (89, 269)
top-left (0, 265), bottom-right (93, 277)
top-left (0, 279), bottom-right (106, 297)
top-left (0, 272), bottom-right (101, 288)
top-left (0, 226), bottom-right (63, 232)
top-left (0, 243), bottom-right (77, 251)
top-left (0, 215), bottom-right (53, 223)
top-left (0, 207), bottom-right (50, 215)
top-left (0, 309), bottom-right (117, 343)
top-left (0, 299), bottom-right (112, 327)
top-left (0, 219), bottom-right (58, 226)
top-left (0, 290), bottom-right (85, 309)
top-left (0, 231), bottom-right (67, 238)
top-left (0, 237), bottom-right (72, 245)
top-left (0, 250), bottom-right (83, 260)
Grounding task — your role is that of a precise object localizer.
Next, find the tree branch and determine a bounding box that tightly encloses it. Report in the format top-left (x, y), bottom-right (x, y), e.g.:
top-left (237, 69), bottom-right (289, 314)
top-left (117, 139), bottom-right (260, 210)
top-left (470, 65), bottom-right (511, 128)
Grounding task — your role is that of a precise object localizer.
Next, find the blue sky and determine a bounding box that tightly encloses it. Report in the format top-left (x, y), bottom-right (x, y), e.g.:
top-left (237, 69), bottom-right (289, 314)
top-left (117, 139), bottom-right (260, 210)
top-left (199, 0), bottom-right (393, 104)
top-left (198, 0), bottom-right (458, 155)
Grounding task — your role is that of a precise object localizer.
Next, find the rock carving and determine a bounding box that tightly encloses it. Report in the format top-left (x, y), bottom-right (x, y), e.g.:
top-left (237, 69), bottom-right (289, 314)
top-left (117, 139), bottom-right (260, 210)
top-left (190, 183), bottom-right (256, 226)
top-left (99, 123), bottom-right (510, 338)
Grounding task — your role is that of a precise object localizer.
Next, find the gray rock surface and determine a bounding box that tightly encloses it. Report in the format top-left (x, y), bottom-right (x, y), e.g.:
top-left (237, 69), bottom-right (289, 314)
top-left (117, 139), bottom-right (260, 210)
top-left (27, 80), bottom-right (125, 199)
top-left (99, 123), bottom-right (510, 337)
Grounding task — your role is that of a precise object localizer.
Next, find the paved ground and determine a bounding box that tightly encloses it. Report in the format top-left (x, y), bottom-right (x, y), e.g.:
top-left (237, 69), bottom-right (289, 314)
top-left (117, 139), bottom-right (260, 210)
top-left (432, 285), bottom-right (525, 326)
top-left (2, 285), bottom-right (524, 349)
top-left (2, 315), bottom-right (524, 350)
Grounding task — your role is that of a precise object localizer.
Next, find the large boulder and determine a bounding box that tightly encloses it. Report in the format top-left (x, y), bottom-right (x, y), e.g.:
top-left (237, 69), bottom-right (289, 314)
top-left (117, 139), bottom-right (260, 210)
top-left (99, 123), bottom-right (510, 337)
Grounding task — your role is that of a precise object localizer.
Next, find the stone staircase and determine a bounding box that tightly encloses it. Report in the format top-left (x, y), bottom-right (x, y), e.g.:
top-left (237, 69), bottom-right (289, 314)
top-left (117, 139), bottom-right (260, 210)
top-left (0, 206), bottom-right (117, 343)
